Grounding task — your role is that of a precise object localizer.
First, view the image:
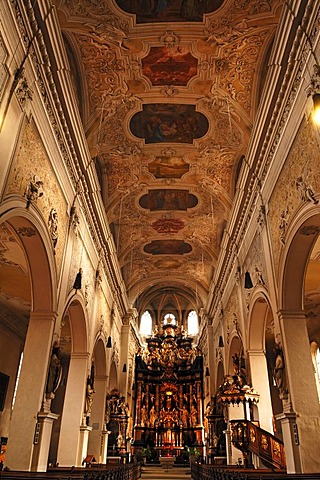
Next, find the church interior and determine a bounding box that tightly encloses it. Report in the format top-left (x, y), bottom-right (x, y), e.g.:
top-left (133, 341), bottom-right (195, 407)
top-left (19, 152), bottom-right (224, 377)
top-left (1, 0), bottom-right (320, 477)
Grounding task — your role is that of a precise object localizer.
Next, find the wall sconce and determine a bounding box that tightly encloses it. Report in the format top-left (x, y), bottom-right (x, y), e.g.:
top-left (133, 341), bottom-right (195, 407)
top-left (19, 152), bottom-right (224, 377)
top-left (73, 268), bottom-right (82, 290)
top-left (122, 363), bottom-right (127, 373)
top-left (244, 271), bottom-right (253, 289)
top-left (106, 336), bottom-right (112, 348)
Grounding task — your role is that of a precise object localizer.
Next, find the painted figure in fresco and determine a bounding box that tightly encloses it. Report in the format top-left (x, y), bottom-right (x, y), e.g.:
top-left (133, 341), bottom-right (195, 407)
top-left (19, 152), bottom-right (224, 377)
top-left (180, 0), bottom-right (200, 21)
top-left (152, 0), bottom-right (168, 16)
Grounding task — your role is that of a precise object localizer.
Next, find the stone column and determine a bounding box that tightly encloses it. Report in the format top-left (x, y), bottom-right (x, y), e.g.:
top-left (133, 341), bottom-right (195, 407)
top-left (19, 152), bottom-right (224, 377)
top-left (278, 310), bottom-right (320, 473)
top-left (31, 410), bottom-right (59, 471)
top-left (87, 374), bottom-right (107, 461)
top-left (5, 311), bottom-right (56, 471)
top-left (77, 425), bottom-right (92, 465)
top-left (247, 349), bottom-right (274, 432)
top-left (100, 430), bottom-right (110, 463)
top-left (57, 352), bottom-right (89, 466)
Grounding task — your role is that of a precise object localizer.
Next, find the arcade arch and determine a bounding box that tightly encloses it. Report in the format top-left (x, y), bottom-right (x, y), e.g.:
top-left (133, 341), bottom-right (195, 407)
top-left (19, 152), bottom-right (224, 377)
top-left (277, 208), bottom-right (320, 473)
top-left (0, 208), bottom-right (56, 471)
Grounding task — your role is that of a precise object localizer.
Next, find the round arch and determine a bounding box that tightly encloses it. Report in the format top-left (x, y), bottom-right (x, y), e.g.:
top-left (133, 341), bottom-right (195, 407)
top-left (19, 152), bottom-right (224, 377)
top-left (0, 203), bottom-right (57, 470)
top-left (1, 203), bottom-right (57, 310)
top-left (247, 291), bottom-right (279, 433)
top-left (64, 293), bottom-right (88, 354)
top-left (248, 289), bottom-right (275, 351)
top-left (279, 207), bottom-right (320, 311)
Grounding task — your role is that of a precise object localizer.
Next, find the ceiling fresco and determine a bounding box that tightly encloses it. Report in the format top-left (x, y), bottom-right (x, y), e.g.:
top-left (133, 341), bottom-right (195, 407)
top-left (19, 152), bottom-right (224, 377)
top-left (114, 0), bottom-right (225, 23)
top-left (139, 189), bottom-right (198, 211)
top-left (144, 239), bottom-right (192, 255)
top-left (55, 0), bottom-right (284, 311)
top-left (130, 104), bottom-right (209, 144)
top-left (142, 46), bottom-right (198, 86)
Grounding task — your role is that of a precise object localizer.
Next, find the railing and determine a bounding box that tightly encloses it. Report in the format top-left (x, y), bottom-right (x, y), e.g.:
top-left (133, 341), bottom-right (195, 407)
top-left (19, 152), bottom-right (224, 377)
top-left (191, 464), bottom-right (320, 480)
top-left (0, 463), bottom-right (141, 480)
top-left (230, 420), bottom-right (286, 470)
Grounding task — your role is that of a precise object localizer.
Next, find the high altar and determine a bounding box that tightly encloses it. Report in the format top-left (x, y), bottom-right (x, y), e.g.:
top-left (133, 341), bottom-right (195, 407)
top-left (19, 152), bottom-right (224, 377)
top-left (132, 319), bottom-right (204, 457)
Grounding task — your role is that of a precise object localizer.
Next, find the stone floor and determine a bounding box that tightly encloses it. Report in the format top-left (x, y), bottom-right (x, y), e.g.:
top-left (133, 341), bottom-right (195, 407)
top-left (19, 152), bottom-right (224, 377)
top-left (141, 465), bottom-right (191, 480)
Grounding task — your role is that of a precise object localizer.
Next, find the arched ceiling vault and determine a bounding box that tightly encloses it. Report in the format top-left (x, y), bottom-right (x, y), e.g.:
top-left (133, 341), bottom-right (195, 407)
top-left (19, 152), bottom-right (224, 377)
top-left (54, 0), bottom-right (284, 312)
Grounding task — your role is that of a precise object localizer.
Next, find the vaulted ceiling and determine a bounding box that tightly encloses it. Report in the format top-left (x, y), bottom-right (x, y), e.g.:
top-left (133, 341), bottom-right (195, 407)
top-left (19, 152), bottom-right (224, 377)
top-left (53, 0), bottom-right (284, 317)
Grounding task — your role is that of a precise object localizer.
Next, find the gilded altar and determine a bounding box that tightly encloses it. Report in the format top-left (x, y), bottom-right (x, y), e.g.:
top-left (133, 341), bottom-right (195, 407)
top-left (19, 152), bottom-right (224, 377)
top-left (132, 321), bottom-right (204, 458)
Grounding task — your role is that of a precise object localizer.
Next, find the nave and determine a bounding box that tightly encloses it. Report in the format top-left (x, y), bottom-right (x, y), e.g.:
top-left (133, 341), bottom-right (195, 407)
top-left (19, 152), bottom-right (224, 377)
top-left (141, 465), bottom-right (191, 480)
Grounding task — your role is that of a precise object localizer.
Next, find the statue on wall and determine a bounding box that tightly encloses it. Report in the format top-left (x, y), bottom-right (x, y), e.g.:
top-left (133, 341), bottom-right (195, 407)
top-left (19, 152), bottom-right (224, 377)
top-left (45, 343), bottom-right (62, 399)
top-left (85, 366), bottom-right (95, 425)
top-left (273, 347), bottom-right (287, 396)
top-left (24, 175), bottom-right (43, 208)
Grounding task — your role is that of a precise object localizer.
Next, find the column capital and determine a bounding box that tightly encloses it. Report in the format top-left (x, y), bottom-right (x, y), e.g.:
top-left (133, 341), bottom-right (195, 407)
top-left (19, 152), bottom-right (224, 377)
top-left (70, 352), bottom-right (90, 360)
top-left (247, 349), bottom-right (266, 357)
top-left (277, 310), bottom-right (306, 321)
top-left (29, 310), bottom-right (58, 321)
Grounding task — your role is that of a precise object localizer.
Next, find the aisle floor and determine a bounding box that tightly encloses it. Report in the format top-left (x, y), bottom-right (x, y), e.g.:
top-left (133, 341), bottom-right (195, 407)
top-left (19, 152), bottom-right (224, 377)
top-left (141, 465), bottom-right (191, 480)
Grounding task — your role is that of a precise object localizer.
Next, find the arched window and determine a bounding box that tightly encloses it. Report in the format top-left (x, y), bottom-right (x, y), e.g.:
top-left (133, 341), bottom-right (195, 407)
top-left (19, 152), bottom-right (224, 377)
top-left (311, 342), bottom-right (320, 400)
top-left (187, 310), bottom-right (198, 336)
top-left (164, 313), bottom-right (176, 325)
top-left (140, 311), bottom-right (152, 336)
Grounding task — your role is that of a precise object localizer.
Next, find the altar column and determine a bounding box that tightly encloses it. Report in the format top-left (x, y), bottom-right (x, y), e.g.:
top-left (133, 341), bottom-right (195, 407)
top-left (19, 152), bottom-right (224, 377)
top-left (277, 310), bottom-right (320, 473)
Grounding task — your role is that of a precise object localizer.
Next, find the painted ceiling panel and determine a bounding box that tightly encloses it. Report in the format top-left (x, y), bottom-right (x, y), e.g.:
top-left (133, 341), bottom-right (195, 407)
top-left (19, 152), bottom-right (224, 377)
top-left (55, 0), bottom-right (283, 309)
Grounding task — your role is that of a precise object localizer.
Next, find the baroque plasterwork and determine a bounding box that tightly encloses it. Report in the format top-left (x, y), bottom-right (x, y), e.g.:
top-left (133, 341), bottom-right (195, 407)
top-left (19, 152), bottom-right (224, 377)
top-left (244, 232), bottom-right (268, 290)
top-left (269, 119), bottom-right (320, 277)
top-left (5, 121), bottom-right (68, 276)
top-left (53, 0), bottom-right (282, 305)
